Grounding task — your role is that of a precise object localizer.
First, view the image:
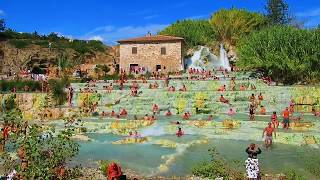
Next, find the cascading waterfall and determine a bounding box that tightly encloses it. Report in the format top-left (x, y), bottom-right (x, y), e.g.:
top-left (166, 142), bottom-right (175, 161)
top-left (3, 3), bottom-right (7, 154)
top-left (185, 45), bottom-right (231, 71)
top-left (219, 44), bottom-right (231, 71)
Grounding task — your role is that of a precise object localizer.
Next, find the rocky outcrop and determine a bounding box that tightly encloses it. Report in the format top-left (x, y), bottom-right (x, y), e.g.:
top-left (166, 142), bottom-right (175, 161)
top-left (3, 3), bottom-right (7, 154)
top-left (0, 41), bottom-right (118, 74)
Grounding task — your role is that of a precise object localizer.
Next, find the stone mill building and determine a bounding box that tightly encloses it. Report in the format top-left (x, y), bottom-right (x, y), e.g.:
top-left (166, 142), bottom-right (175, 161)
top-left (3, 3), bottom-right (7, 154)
top-left (117, 33), bottom-right (184, 73)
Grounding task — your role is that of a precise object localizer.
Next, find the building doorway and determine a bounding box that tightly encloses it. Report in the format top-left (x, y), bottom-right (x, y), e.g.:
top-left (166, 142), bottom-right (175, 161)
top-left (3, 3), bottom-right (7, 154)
top-left (115, 64), bottom-right (120, 74)
top-left (156, 65), bottom-right (161, 72)
top-left (130, 64), bottom-right (139, 73)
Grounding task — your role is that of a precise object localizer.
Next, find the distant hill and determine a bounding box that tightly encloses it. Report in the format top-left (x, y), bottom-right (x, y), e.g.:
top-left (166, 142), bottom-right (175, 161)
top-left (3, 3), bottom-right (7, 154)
top-left (0, 30), bottom-right (119, 75)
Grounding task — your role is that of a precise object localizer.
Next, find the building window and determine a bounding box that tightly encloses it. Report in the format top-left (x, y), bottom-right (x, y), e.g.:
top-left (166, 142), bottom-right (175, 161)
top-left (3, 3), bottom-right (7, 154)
top-left (161, 47), bottom-right (166, 55)
top-left (132, 47), bottom-right (137, 54)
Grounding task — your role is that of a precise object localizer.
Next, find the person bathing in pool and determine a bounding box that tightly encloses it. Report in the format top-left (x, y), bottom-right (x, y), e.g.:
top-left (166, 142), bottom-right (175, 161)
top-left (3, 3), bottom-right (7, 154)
top-left (260, 106), bottom-right (266, 115)
top-left (119, 109), bottom-right (127, 116)
top-left (227, 108), bottom-right (236, 116)
top-left (176, 127), bottom-right (184, 137)
top-left (165, 110), bottom-right (172, 116)
top-left (171, 121), bottom-right (181, 125)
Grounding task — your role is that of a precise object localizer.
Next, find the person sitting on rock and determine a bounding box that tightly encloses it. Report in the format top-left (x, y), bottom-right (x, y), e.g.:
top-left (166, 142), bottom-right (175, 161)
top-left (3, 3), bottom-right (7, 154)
top-left (219, 95), bottom-right (229, 104)
top-left (168, 86), bottom-right (175, 92)
top-left (101, 111), bottom-right (107, 117)
top-left (179, 84), bottom-right (187, 91)
top-left (218, 85), bottom-right (226, 92)
top-left (150, 115), bottom-right (156, 121)
top-left (144, 114), bottom-right (149, 120)
top-left (239, 85), bottom-right (246, 91)
top-left (119, 109), bottom-right (127, 116)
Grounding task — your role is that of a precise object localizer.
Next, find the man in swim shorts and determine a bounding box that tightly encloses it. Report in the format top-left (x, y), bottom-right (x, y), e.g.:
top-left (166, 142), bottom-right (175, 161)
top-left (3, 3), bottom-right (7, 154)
top-left (262, 122), bottom-right (276, 149)
top-left (282, 107), bottom-right (290, 129)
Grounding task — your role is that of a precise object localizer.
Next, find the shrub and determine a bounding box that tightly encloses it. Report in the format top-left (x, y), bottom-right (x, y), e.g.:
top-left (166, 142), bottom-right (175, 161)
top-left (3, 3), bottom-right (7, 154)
top-left (192, 148), bottom-right (243, 179)
top-left (284, 169), bottom-right (306, 180)
top-left (0, 80), bottom-right (41, 92)
top-left (15, 125), bottom-right (78, 179)
top-left (210, 8), bottom-right (267, 45)
top-left (104, 74), bottom-right (120, 80)
top-left (99, 160), bottom-right (111, 176)
top-left (48, 77), bottom-right (70, 105)
top-left (237, 26), bottom-right (320, 84)
top-left (8, 39), bottom-right (30, 48)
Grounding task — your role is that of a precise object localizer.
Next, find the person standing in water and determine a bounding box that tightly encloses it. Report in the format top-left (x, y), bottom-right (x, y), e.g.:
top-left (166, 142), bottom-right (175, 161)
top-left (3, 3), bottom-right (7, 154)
top-left (245, 143), bottom-right (262, 180)
top-left (262, 122), bottom-right (276, 149)
top-left (249, 104), bottom-right (255, 121)
top-left (271, 112), bottom-right (279, 128)
top-left (67, 87), bottom-right (74, 107)
top-left (282, 107), bottom-right (290, 129)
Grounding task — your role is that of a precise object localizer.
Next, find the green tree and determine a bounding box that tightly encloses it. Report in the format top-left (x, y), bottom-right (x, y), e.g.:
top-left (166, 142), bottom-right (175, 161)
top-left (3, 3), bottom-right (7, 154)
top-left (0, 19), bottom-right (5, 31)
top-left (32, 31), bottom-right (40, 39)
top-left (1, 125), bottom-right (79, 179)
top-left (237, 26), bottom-right (320, 84)
top-left (48, 77), bottom-right (69, 105)
top-left (96, 64), bottom-right (110, 77)
top-left (192, 148), bottom-right (242, 179)
top-left (159, 19), bottom-right (216, 49)
top-left (47, 32), bottom-right (60, 41)
top-left (210, 8), bottom-right (267, 45)
top-left (265, 0), bottom-right (291, 25)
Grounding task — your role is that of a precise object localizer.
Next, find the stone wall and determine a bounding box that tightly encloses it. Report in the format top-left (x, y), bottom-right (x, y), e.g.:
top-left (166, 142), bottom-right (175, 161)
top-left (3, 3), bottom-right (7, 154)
top-left (119, 41), bottom-right (183, 73)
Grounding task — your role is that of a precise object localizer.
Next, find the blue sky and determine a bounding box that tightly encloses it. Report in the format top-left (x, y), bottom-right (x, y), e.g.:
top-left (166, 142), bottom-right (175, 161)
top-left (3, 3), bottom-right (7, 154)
top-left (0, 0), bottom-right (319, 45)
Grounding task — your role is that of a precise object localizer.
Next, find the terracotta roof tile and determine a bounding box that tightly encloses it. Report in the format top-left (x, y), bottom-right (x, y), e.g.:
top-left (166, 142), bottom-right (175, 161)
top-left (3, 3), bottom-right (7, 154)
top-left (117, 35), bottom-right (184, 43)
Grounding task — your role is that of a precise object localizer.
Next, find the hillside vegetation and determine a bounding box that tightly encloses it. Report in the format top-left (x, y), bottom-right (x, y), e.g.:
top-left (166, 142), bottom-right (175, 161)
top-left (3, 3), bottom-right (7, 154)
top-left (159, 20), bottom-right (216, 50)
top-left (0, 28), bottom-right (116, 75)
top-left (0, 30), bottom-right (106, 55)
top-left (158, 4), bottom-right (320, 85)
top-left (237, 26), bottom-right (320, 84)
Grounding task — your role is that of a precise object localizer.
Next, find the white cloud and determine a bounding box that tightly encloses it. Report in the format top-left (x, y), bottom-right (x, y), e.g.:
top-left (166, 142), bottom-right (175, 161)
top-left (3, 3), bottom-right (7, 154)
top-left (51, 31), bottom-right (74, 39)
top-left (296, 8), bottom-right (320, 28)
top-left (304, 17), bottom-right (320, 28)
top-left (129, 9), bottom-right (153, 16)
top-left (143, 14), bottom-right (160, 20)
top-left (174, 2), bottom-right (188, 8)
top-left (0, 10), bottom-right (5, 16)
top-left (185, 15), bottom-right (206, 20)
top-left (86, 26), bottom-right (114, 35)
top-left (89, 35), bottom-right (104, 41)
top-left (297, 8), bottom-right (320, 17)
top-left (82, 24), bottom-right (169, 45)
